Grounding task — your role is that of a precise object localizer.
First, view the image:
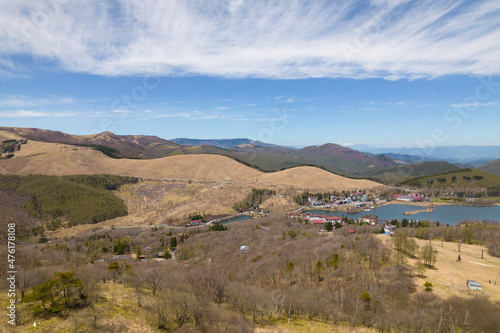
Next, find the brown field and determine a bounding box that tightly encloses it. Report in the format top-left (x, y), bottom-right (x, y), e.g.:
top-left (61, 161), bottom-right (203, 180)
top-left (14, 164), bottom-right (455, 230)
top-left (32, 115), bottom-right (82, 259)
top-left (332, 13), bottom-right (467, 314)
top-left (0, 129), bottom-right (23, 141)
top-left (379, 235), bottom-right (500, 302)
top-left (0, 148), bottom-right (384, 190)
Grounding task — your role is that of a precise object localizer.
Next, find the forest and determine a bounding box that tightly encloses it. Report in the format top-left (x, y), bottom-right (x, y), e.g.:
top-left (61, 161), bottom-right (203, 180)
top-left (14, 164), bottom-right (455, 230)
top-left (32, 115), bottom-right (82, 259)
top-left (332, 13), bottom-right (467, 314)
top-left (2, 214), bottom-right (499, 332)
top-left (0, 174), bottom-right (138, 227)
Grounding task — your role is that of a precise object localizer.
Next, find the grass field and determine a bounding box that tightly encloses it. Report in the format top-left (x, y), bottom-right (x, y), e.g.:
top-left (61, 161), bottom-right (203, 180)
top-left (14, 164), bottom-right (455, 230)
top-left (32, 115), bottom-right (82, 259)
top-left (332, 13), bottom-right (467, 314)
top-left (378, 235), bottom-right (500, 302)
top-left (0, 148), bottom-right (385, 190)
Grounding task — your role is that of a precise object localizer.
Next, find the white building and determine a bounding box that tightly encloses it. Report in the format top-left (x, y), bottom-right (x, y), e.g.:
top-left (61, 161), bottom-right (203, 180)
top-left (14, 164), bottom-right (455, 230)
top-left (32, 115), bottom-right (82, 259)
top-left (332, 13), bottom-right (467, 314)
top-left (467, 280), bottom-right (482, 291)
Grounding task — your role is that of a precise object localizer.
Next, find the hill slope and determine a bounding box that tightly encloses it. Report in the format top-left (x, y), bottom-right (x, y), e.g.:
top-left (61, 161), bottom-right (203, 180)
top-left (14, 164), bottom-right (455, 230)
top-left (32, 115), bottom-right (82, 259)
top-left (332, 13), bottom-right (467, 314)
top-left (0, 149), bottom-right (384, 190)
top-left (0, 127), bottom-right (183, 159)
top-left (400, 169), bottom-right (500, 189)
top-left (1, 127), bottom-right (398, 176)
top-left (170, 138), bottom-right (284, 149)
top-left (289, 143), bottom-right (398, 175)
top-left (364, 161), bottom-right (460, 184)
top-left (478, 159), bottom-right (500, 176)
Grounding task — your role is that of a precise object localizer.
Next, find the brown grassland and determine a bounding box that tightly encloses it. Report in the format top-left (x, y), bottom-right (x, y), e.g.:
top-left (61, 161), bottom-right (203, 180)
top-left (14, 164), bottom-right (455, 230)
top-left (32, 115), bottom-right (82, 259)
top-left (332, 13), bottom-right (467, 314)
top-left (0, 143), bottom-right (384, 190)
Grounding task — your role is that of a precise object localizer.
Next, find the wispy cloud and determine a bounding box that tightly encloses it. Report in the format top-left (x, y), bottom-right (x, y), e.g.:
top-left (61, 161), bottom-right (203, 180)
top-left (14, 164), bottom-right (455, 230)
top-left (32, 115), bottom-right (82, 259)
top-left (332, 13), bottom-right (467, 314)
top-left (450, 101), bottom-right (497, 107)
top-left (0, 110), bottom-right (78, 118)
top-left (1, 1), bottom-right (499, 79)
top-left (0, 95), bottom-right (73, 107)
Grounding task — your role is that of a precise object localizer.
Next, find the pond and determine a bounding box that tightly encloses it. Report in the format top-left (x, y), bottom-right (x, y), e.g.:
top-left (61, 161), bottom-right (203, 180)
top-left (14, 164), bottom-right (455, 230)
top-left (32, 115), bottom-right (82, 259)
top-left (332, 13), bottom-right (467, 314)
top-left (220, 215), bottom-right (253, 224)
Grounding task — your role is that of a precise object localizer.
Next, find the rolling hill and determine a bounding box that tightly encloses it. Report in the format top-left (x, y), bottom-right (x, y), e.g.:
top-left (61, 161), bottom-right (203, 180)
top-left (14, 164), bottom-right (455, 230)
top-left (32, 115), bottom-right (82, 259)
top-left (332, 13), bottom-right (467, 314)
top-left (289, 143), bottom-right (398, 175)
top-left (364, 161), bottom-right (460, 184)
top-left (0, 147), bottom-right (385, 190)
top-left (400, 169), bottom-right (500, 189)
top-left (0, 127), bottom-right (184, 159)
top-left (478, 159), bottom-right (500, 176)
top-left (1, 127), bottom-right (400, 176)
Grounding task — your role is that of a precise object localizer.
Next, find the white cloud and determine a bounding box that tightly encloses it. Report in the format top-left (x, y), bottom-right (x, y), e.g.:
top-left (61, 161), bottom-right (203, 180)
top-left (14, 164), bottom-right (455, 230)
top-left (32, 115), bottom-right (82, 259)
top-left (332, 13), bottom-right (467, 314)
top-left (450, 102), bottom-right (497, 107)
top-left (0, 95), bottom-right (73, 107)
top-left (0, 110), bottom-right (78, 118)
top-left (0, 0), bottom-right (499, 79)
top-left (285, 98), bottom-right (295, 103)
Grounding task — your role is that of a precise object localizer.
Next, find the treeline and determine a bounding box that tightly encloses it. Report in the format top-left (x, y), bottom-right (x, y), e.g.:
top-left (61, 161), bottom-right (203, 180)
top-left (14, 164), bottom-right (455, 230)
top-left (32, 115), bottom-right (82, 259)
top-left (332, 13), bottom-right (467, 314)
top-left (396, 220), bottom-right (500, 258)
top-left (0, 174), bottom-right (138, 226)
top-left (292, 190), bottom-right (348, 205)
top-left (233, 188), bottom-right (276, 212)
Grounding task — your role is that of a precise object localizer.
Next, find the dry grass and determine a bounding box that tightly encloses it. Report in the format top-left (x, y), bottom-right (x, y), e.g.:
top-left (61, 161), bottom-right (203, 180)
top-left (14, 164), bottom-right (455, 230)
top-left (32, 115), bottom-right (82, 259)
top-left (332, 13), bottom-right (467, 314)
top-left (254, 319), bottom-right (378, 333)
top-left (0, 148), bottom-right (384, 190)
top-left (260, 195), bottom-right (300, 213)
top-left (378, 235), bottom-right (500, 302)
top-left (0, 129), bottom-right (23, 141)
top-left (255, 166), bottom-right (385, 190)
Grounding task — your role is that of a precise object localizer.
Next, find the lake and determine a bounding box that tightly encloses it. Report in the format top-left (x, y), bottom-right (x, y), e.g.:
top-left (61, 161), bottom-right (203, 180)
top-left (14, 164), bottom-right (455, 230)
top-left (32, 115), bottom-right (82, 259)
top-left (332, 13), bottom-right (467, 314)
top-left (305, 204), bottom-right (500, 226)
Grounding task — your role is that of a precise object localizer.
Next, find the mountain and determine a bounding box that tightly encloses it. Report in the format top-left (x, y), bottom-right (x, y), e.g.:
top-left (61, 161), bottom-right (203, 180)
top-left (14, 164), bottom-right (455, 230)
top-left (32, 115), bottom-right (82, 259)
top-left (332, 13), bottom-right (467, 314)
top-left (0, 127), bottom-right (183, 159)
top-left (478, 159), bottom-right (500, 176)
top-left (363, 161), bottom-right (460, 184)
top-left (379, 153), bottom-right (437, 164)
top-left (1, 127), bottom-right (399, 176)
top-left (400, 169), bottom-right (500, 189)
top-left (170, 138), bottom-right (283, 149)
top-left (351, 144), bottom-right (500, 164)
top-left (289, 143), bottom-right (398, 176)
top-left (0, 146), bottom-right (385, 190)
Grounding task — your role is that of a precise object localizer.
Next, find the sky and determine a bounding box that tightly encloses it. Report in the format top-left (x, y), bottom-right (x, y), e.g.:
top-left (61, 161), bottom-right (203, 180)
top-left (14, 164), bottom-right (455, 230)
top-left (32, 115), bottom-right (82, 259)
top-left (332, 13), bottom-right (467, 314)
top-left (0, 0), bottom-right (499, 148)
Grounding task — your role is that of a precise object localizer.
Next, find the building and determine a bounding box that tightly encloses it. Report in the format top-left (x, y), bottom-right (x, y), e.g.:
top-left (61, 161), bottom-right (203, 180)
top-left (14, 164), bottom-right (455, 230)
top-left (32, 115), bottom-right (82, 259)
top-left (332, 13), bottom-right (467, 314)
top-left (467, 280), bottom-right (482, 291)
top-left (109, 255), bottom-right (131, 261)
top-left (395, 194), bottom-right (425, 202)
top-left (325, 216), bottom-right (342, 223)
top-left (383, 225), bottom-right (397, 233)
top-left (308, 196), bottom-right (318, 203)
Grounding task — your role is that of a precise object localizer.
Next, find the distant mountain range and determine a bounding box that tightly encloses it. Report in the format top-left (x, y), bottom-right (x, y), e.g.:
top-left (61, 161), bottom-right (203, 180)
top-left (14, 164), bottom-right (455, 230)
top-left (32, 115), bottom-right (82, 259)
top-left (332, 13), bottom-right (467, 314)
top-left (2, 127), bottom-right (500, 184)
top-left (170, 138), bottom-right (282, 149)
top-left (351, 144), bottom-right (500, 166)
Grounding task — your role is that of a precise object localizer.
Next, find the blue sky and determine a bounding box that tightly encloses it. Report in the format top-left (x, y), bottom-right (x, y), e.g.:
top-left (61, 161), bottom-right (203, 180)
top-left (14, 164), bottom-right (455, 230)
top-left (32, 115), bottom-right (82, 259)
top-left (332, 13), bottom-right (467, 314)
top-left (0, 0), bottom-right (499, 148)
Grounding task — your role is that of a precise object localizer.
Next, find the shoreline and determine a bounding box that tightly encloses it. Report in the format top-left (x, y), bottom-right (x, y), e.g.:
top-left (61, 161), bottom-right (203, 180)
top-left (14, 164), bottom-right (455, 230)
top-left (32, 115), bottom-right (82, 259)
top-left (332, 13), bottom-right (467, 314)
top-left (296, 199), bottom-right (500, 215)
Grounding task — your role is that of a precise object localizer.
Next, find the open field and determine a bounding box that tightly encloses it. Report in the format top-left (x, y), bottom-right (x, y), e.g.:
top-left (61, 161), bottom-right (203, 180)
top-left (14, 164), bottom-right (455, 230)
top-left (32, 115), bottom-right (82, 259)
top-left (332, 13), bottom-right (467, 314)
top-left (379, 235), bottom-right (500, 302)
top-left (0, 148), bottom-right (385, 190)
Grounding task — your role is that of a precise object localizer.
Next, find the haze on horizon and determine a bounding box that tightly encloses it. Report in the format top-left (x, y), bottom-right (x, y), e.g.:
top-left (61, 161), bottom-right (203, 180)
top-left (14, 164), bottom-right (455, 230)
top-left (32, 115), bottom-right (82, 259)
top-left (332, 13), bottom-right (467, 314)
top-left (0, 0), bottom-right (499, 148)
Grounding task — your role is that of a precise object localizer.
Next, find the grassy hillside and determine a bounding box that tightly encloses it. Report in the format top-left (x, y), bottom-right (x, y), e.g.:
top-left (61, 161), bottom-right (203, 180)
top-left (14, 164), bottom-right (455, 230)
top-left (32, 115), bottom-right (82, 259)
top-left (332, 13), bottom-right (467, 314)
top-left (288, 144), bottom-right (398, 176)
top-left (399, 168), bottom-right (500, 189)
top-left (0, 174), bottom-right (138, 226)
top-left (478, 158), bottom-right (500, 176)
top-left (364, 161), bottom-right (460, 184)
top-left (1, 127), bottom-right (397, 176)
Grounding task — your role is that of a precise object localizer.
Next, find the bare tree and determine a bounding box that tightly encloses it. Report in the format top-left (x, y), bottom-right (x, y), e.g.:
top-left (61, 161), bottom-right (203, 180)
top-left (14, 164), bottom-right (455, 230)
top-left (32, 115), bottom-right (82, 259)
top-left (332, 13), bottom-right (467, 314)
top-left (140, 265), bottom-right (164, 296)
